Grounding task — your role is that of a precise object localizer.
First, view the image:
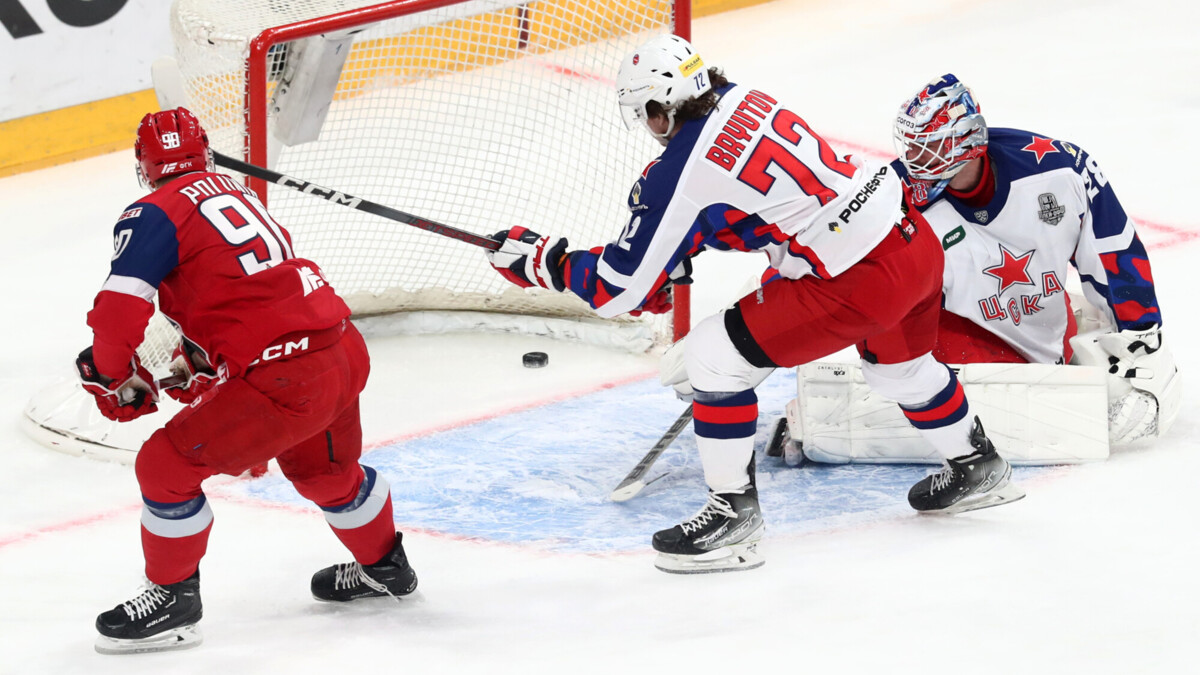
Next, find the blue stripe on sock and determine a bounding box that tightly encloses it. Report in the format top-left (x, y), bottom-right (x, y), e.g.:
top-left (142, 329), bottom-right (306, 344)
top-left (321, 465), bottom-right (377, 514)
top-left (142, 494), bottom-right (208, 520)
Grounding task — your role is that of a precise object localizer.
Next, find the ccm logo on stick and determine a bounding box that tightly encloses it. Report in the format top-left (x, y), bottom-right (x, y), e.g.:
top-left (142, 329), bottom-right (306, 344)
top-left (277, 177), bottom-right (362, 207)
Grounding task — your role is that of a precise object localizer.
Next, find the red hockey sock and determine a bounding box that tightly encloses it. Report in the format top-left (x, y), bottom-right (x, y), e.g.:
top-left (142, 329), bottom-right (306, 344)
top-left (142, 514), bottom-right (213, 585)
top-left (318, 466), bottom-right (397, 565)
top-left (330, 496), bottom-right (396, 565)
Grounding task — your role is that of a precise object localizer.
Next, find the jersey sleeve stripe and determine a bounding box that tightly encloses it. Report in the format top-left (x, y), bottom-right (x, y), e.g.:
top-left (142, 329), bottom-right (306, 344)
top-left (101, 274), bottom-right (158, 302)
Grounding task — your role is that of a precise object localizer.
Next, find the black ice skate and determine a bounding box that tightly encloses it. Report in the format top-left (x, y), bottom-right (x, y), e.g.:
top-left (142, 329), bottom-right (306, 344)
top-left (312, 532), bottom-right (418, 602)
top-left (909, 417), bottom-right (1026, 514)
top-left (94, 570), bottom-right (203, 655)
top-left (653, 485), bottom-right (765, 574)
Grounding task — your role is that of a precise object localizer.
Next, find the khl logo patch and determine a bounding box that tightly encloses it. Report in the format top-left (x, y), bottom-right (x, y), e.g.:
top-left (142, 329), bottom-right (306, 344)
top-left (1037, 193), bottom-right (1066, 225)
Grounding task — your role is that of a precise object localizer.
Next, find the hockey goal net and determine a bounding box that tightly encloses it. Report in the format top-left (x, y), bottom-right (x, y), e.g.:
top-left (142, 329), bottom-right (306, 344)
top-left (173, 0), bottom-right (687, 347)
top-left (23, 0), bottom-right (691, 462)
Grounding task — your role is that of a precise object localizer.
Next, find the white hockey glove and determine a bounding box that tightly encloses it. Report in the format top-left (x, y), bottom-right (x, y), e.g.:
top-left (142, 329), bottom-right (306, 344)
top-left (1095, 328), bottom-right (1182, 443)
top-left (659, 336), bottom-right (693, 402)
top-left (486, 227), bottom-right (568, 292)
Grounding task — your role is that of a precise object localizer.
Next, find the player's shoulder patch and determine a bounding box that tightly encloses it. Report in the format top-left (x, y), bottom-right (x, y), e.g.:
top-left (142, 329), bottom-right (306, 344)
top-left (117, 206), bottom-right (143, 222)
top-left (991, 127), bottom-right (1081, 176)
top-left (627, 178), bottom-right (648, 212)
top-left (629, 153), bottom-right (678, 210)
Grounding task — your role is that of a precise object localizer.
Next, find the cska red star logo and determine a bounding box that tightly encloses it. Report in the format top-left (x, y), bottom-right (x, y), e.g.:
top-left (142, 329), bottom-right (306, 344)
top-left (1021, 136), bottom-right (1059, 163)
top-left (982, 244), bottom-right (1036, 294)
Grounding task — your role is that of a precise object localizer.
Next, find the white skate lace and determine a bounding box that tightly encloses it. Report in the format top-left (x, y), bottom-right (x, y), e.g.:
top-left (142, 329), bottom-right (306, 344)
top-left (930, 464), bottom-right (956, 492)
top-left (121, 584), bottom-right (170, 620)
top-left (333, 562), bottom-right (392, 596)
top-left (680, 492), bottom-right (738, 536)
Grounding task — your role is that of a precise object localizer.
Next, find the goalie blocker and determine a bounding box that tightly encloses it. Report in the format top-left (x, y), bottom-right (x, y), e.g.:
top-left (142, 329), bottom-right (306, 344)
top-left (783, 330), bottom-right (1181, 465)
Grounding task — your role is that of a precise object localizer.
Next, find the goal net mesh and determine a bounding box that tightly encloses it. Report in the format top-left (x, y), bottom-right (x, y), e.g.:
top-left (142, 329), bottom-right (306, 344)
top-left (166, 0), bottom-right (678, 358)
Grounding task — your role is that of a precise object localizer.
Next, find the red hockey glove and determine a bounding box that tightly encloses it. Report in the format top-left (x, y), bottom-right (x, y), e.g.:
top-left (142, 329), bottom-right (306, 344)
top-left (486, 227), bottom-right (568, 292)
top-left (166, 340), bottom-right (225, 404)
top-left (76, 347), bottom-right (159, 422)
top-left (630, 286), bottom-right (673, 317)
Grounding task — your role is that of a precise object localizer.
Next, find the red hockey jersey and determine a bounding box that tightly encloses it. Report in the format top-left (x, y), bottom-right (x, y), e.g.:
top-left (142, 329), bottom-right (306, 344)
top-left (88, 171), bottom-right (351, 379)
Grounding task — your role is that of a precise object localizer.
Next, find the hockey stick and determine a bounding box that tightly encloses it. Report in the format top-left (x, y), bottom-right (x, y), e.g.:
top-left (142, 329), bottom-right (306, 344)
top-left (211, 152), bottom-right (501, 251)
top-left (157, 374), bottom-right (188, 391)
top-left (610, 406), bottom-right (693, 502)
top-left (113, 374), bottom-right (188, 405)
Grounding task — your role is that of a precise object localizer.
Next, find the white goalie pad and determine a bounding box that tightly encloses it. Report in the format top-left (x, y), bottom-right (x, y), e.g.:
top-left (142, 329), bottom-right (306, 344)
top-left (790, 362), bottom-right (1110, 465)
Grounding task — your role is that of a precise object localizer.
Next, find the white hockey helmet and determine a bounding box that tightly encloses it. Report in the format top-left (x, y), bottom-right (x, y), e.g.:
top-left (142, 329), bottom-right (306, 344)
top-left (616, 35), bottom-right (712, 143)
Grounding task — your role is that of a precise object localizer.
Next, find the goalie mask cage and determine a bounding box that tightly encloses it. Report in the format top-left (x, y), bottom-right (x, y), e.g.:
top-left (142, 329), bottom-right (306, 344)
top-left (22, 0), bottom-right (692, 463)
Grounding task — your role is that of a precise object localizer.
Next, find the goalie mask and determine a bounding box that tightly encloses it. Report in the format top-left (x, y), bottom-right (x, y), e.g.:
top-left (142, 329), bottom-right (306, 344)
top-left (893, 74), bottom-right (987, 182)
top-left (135, 107), bottom-right (213, 189)
top-left (617, 35), bottom-right (712, 145)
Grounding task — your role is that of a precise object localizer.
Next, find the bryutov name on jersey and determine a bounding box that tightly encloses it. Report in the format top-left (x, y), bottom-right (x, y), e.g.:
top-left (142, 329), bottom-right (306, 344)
top-left (703, 90), bottom-right (778, 171)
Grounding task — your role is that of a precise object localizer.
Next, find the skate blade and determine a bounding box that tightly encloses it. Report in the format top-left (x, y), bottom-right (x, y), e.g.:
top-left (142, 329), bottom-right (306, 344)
top-left (935, 482), bottom-right (1027, 516)
top-left (654, 541), bottom-right (765, 575)
top-left (95, 624), bottom-right (202, 655)
top-left (782, 439), bottom-right (805, 467)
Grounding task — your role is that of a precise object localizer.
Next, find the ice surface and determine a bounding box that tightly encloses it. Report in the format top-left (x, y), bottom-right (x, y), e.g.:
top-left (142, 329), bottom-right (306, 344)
top-left (1, 0), bottom-right (1198, 672)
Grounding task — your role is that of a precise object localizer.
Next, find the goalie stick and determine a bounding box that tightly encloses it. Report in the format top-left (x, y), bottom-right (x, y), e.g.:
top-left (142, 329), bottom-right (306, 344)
top-left (610, 407), bottom-right (693, 502)
top-left (210, 152), bottom-right (501, 251)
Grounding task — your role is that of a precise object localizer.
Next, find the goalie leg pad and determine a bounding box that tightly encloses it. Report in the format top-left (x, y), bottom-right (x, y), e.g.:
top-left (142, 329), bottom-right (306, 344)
top-left (794, 362), bottom-right (1110, 465)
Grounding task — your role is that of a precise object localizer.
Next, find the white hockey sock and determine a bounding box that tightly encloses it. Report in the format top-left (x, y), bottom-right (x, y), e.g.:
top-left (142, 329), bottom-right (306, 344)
top-left (698, 437), bottom-right (755, 492)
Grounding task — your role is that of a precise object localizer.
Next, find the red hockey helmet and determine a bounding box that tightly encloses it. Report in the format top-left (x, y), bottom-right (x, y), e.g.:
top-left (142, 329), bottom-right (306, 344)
top-left (134, 107), bottom-right (212, 189)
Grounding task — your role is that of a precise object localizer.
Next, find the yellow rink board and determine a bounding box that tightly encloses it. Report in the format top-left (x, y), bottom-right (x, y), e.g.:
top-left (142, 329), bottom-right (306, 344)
top-left (0, 0), bottom-right (772, 178)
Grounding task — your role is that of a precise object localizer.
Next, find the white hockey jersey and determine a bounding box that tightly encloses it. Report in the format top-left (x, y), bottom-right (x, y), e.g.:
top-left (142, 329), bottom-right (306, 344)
top-left (893, 128), bottom-right (1161, 364)
top-left (563, 83), bottom-right (904, 318)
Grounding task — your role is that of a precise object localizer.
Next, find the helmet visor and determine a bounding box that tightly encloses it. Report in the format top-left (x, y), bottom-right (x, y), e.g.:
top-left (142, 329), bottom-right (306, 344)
top-left (619, 101), bottom-right (648, 132)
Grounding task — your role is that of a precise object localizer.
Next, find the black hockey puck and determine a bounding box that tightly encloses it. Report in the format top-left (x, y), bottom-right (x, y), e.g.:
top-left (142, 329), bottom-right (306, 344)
top-left (523, 351), bottom-right (549, 368)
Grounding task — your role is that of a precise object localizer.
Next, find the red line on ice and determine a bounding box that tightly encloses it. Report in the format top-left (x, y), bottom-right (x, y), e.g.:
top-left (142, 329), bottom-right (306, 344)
top-left (0, 504), bottom-right (141, 550)
top-left (1, 371), bottom-right (657, 551)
